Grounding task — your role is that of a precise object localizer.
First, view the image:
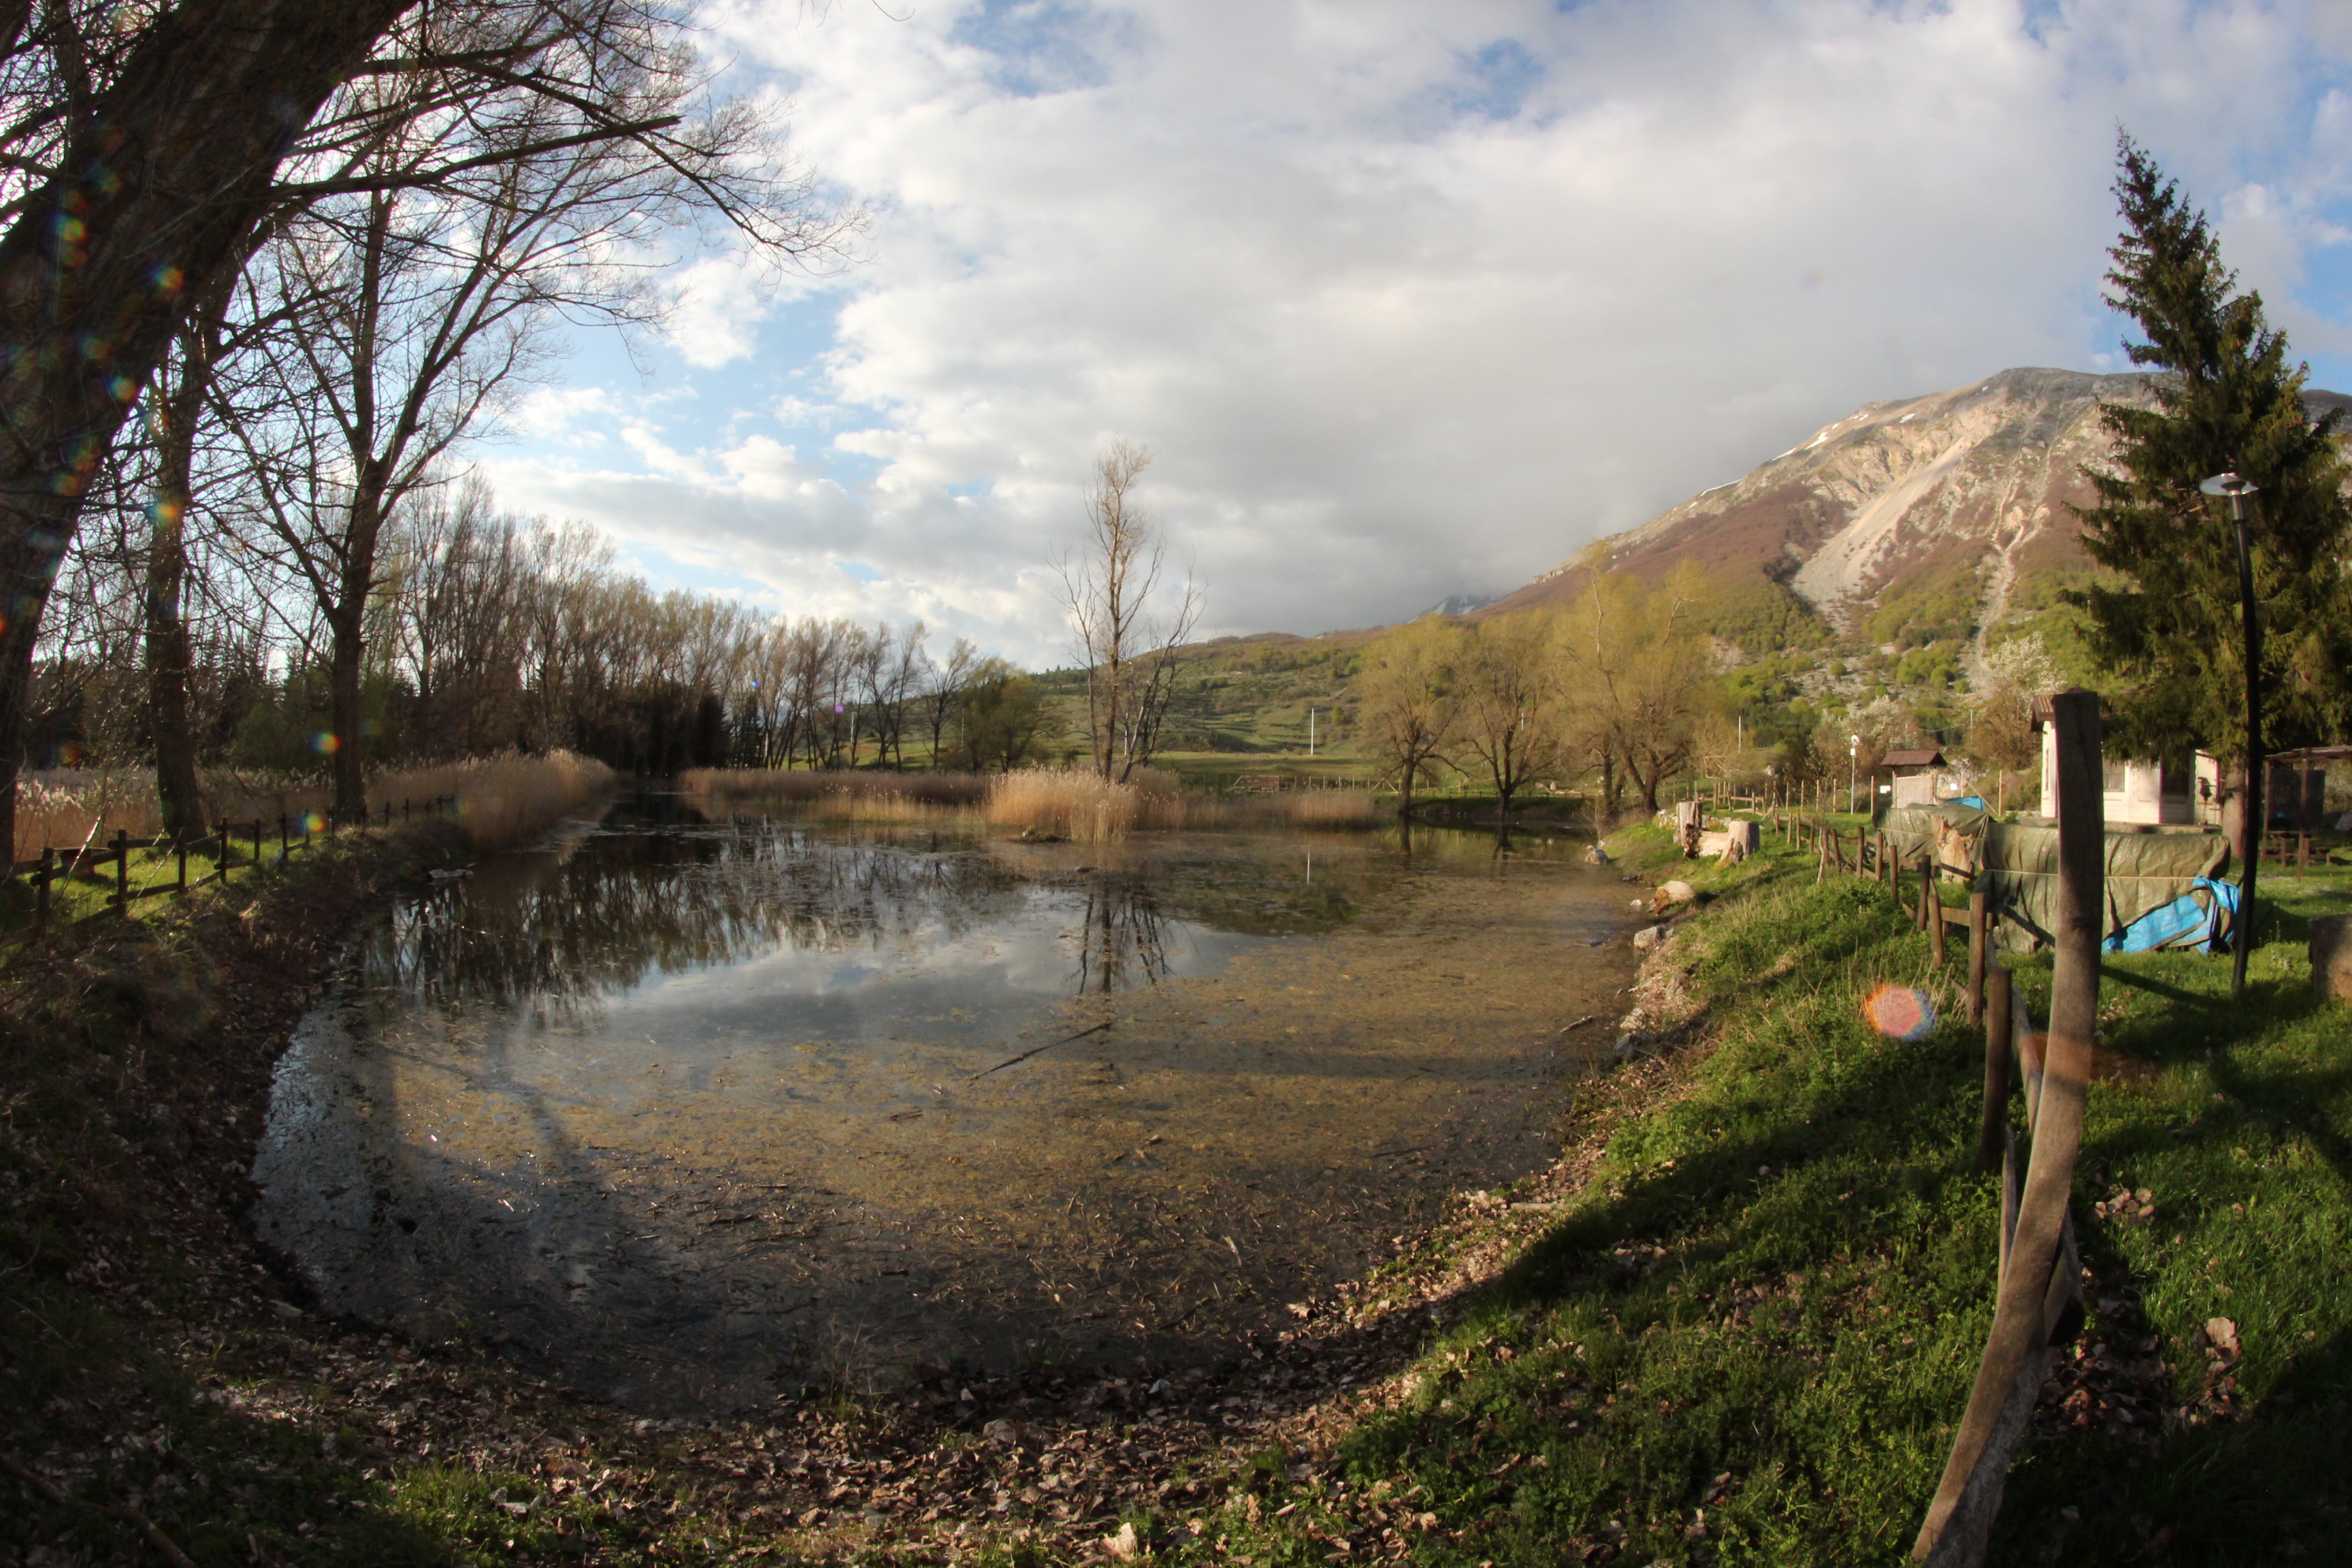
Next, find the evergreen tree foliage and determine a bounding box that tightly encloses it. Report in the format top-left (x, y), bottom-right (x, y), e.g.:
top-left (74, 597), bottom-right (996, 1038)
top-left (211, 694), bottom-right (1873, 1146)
top-left (2070, 137), bottom-right (2352, 766)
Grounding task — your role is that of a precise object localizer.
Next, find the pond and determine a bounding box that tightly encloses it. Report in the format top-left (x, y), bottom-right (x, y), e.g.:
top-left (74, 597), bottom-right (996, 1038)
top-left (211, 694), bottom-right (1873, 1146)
top-left (253, 798), bottom-right (1639, 1416)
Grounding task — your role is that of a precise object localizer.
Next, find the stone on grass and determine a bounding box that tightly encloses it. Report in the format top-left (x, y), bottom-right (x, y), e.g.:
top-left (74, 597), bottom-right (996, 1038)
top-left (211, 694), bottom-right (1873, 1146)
top-left (1650, 879), bottom-right (1697, 915)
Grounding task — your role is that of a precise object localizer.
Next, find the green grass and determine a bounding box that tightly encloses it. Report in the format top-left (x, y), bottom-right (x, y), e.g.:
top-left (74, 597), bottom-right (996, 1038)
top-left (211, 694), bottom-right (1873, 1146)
top-left (0, 836), bottom-right (289, 934)
top-left (1183, 825), bottom-right (2352, 1567)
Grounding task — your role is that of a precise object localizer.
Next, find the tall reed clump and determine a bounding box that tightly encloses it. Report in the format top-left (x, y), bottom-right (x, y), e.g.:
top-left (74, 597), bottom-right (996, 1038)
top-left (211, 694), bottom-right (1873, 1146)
top-left (983, 768), bottom-right (1142, 840)
top-left (681, 768), bottom-right (992, 809)
top-left (378, 750), bottom-right (616, 850)
top-left (981, 767), bottom-right (1380, 839)
top-left (13, 773), bottom-right (163, 860)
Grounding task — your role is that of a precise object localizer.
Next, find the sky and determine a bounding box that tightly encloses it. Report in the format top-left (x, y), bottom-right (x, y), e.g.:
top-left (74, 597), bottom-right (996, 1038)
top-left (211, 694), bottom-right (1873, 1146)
top-left (476, 0), bottom-right (2352, 666)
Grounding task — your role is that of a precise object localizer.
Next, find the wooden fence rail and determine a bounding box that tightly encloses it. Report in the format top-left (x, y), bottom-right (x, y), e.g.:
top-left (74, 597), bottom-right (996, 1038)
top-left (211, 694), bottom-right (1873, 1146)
top-left (2, 796), bottom-right (455, 949)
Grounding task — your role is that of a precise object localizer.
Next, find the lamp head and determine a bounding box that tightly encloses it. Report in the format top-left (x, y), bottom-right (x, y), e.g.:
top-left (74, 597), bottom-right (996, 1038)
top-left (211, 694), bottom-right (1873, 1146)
top-left (2200, 472), bottom-right (2258, 498)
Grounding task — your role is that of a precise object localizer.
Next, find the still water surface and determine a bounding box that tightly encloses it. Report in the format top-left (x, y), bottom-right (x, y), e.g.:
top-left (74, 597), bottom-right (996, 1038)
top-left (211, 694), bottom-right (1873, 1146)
top-left (255, 800), bottom-right (1635, 1414)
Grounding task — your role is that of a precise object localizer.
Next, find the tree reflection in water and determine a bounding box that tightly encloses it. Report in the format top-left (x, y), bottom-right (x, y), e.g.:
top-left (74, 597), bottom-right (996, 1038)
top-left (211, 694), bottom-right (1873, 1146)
top-left (361, 814), bottom-right (1216, 1022)
top-left (1071, 875), bottom-right (1178, 993)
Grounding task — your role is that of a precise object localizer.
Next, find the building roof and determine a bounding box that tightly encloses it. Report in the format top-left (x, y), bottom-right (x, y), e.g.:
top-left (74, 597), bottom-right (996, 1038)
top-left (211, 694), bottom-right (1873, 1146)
top-left (2029, 686), bottom-right (2097, 725)
top-left (1880, 748), bottom-right (1946, 769)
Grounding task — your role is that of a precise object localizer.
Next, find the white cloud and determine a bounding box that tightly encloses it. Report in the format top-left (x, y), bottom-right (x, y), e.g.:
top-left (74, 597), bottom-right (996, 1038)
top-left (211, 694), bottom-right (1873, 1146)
top-left (486, 0), bottom-right (2352, 662)
top-left (664, 253), bottom-right (782, 368)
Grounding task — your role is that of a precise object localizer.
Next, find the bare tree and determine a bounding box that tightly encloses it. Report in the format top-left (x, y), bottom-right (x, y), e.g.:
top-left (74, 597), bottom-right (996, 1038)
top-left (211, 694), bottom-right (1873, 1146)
top-left (920, 636), bottom-right (981, 768)
top-left (1055, 440), bottom-right (1200, 782)
top-left (0, 0), bottom-right (852, 843)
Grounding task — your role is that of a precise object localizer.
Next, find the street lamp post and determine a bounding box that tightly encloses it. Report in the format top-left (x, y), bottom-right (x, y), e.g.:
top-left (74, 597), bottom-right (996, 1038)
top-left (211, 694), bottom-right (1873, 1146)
top-left (1848, 735), bottom-right (1860, 817)
top-left (2200, 472), bottom-right (2264, 1000)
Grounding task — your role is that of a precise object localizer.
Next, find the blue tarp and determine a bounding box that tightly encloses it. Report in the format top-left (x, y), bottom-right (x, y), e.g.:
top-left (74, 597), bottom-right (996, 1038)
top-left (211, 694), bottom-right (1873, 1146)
top-left (2104, 876), bottom-right (2240, 954)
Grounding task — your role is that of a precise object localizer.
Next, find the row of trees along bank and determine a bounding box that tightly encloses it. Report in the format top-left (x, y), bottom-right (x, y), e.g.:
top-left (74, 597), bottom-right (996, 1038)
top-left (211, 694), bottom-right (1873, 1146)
top-left (42, 473), bottom-right (1055, 791)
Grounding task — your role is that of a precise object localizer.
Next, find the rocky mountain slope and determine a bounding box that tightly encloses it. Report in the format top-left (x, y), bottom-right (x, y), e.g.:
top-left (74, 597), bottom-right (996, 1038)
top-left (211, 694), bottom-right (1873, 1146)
top-left (1486, 365), bottom-right (2351, 657)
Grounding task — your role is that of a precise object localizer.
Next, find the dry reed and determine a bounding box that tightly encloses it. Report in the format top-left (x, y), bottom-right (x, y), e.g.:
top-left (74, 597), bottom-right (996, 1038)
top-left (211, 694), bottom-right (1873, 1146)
top-left (982, 768), bottom-right (1142, 840)
top-left (678, 764), bottom-right (1377, 840)
top-left (983, 767), bottom-right (1377, 838)
top-left (378, 751), bottom-right (617, 850)
top-left (12, 750), bottom-right (616, 861)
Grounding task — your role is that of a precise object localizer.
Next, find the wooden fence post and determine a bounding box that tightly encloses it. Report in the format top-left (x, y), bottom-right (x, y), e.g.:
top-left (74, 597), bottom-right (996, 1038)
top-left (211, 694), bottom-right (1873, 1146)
top-left (1914, 689), bottom-right (2103, 1566)
top-left (1967, 892), bottom-right (1989, 1026)
top-left (112, 829), bottom-right (129, 913)
top-left (1927, 862), bottom-right (1947, 964)
top-left (35, 847), bottom-right (52, 932)
top-left (1976, 966), bottom-right (2011, 1173)
top-left (177, 833), bottom-right (188, 892)
top-left (252, 819), bottom-right (263, 872)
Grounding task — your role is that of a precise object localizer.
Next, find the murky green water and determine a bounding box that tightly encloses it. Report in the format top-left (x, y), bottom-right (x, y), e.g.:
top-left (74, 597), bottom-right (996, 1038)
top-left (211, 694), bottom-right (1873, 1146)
top-left (255, 799), bottom-right (1634, 1414)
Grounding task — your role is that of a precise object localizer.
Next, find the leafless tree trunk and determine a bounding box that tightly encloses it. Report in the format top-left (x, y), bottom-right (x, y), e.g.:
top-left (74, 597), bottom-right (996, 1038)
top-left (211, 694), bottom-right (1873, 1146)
top-left (142, 299), bottom-right (238, 844)
top-left (0, 0), bottom-right (414, 851)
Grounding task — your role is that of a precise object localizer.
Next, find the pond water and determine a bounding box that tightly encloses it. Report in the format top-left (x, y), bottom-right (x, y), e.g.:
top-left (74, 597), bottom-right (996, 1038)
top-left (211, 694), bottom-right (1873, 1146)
top-left (254, 798), bottom-right (1638, 1415)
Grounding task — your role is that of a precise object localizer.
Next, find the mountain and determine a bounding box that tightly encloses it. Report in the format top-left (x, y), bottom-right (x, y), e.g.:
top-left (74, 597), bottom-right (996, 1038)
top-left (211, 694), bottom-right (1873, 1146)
top-left (1486, 366), bottom-right (2350, 657)
top-left (1422, 591), bottom-right (1498, 618)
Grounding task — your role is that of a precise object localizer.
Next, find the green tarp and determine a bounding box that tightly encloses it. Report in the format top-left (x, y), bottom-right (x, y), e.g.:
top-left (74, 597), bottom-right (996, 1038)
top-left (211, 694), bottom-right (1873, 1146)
top-left (1877, 802), bottom-right (1989, 869)
top-left (1874, 804), bottom-right (2230, 953)
top-left (1980, 823), bottom-right (2227, 952)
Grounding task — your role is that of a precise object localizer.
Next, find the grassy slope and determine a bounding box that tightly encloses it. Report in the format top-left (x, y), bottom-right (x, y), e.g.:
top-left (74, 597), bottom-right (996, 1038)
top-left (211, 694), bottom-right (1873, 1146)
top-left (1193, 823), bottom-right (2352, 1567)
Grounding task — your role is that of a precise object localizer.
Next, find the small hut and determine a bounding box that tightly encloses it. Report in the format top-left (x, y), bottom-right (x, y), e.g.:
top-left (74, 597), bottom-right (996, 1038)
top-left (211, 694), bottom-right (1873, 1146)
top-left (1882, 747), bottom-right (1953, 808)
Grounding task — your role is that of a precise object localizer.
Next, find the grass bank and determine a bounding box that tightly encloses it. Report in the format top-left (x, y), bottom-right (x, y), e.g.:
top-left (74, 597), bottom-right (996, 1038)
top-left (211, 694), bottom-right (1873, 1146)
top-left (1184, 819), bottom-right (2351, 1567)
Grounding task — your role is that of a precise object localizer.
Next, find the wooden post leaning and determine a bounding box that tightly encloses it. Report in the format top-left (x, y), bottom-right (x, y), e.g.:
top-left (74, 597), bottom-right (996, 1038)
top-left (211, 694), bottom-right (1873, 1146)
top-left (1914, 689), bottom-right (2104, 1566)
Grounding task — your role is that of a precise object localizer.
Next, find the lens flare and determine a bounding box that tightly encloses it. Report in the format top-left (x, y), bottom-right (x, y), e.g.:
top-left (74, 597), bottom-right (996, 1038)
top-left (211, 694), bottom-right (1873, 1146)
top-left (301, 812), bottom-right (327, 836)
top-left (311, 731), bottom-right (341, 755)
top-left (1864, 984), bottom-right (1936, 1041)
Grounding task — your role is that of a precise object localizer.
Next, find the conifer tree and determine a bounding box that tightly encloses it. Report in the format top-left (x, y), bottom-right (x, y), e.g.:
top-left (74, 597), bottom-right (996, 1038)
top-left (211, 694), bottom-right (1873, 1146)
top-left (2071, 138), bottom-right (2352, 843)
